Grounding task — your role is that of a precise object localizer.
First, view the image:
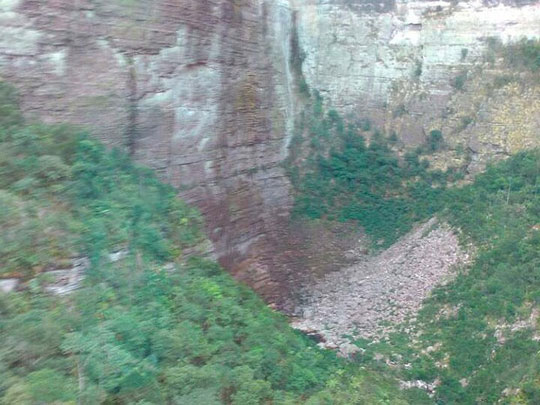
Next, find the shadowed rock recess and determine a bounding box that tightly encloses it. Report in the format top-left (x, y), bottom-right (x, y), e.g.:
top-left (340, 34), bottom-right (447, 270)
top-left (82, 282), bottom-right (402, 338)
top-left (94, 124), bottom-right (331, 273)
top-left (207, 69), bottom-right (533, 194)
top-left (1, 0), bottom-right (539, 306)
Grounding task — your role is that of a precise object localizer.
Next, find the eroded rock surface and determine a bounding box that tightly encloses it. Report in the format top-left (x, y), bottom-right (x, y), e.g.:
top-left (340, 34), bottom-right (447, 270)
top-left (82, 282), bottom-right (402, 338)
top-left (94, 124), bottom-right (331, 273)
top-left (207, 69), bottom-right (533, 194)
top-left (43, 258), bottom-right (89, 295)
top-left (0, 0), bottom-right (538, 302)
top-left (294, 0), bottom-right (540, 168)
top-left (0, 278), bottom-right (19, 293)
top-left (0, 0), bottom-right (297, 300)
top-left (292, 219), bottom-right (471, 351)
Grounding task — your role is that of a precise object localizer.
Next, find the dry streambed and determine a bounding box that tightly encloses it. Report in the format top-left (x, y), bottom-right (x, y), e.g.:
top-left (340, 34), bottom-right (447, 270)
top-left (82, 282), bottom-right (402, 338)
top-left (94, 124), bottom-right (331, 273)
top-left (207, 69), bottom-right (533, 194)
top-left (291, 218), bottom-right (470, 353)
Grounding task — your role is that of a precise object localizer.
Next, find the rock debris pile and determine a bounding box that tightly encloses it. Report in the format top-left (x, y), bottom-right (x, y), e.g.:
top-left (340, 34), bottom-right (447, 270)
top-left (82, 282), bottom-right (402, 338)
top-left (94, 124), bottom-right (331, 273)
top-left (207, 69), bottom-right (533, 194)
top-left (292, 218), bottom-right (469, 352)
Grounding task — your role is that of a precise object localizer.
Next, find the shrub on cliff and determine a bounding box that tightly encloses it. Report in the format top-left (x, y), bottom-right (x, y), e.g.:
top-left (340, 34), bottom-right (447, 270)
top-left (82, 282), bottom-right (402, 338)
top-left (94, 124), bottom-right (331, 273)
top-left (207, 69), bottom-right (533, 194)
top-left (503, 38), bottom-right (540, 72)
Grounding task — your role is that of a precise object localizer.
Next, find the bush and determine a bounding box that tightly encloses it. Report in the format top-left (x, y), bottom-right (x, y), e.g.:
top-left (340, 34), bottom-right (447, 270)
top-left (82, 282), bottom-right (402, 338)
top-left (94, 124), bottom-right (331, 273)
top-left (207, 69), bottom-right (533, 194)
top-left (291, 103), bottom-right (456, 246)
top-left (451, 71), bottom-right (467, 90)
top-left (503, 38), bottom-right (540, 72)
top-left (0, 82), bottom-right (22, 132)
top-left (428, 130), bottom-right (444, 152)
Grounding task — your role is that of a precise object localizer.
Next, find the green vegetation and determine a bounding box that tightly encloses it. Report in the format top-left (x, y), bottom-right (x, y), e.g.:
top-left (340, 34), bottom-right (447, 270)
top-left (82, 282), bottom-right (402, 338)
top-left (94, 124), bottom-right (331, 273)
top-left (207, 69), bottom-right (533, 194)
top-left (501, 38), bottom-right (540, 72)
top-left (0, 82), bottom-right (406, 404)
top-left (289, 99), bottom-right (457, 246)
top-left (357, 151), bottom-right (540, 404)
top-left (414, 61), bottom-right (423, 78)
top-left (492, 74), bottom-right (515, 89)
top-left (290, 15), bottom-right (310, 97)
top-left (451, 71), bottom-right (467, 91)
top-left (290, 90), bottom-right (539, 403)
top-left (458, 116), bottom-right (473, 131)
top-left (427, 130), bottom-right (444, 152)
top-left (486, 37), bottom-right (540, 73)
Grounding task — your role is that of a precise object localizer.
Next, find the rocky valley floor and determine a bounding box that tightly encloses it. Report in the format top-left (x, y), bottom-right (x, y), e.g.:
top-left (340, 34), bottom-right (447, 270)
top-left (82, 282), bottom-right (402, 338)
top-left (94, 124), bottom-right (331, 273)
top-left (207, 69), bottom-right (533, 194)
top-left (291, 218), bottom-right (471, 353)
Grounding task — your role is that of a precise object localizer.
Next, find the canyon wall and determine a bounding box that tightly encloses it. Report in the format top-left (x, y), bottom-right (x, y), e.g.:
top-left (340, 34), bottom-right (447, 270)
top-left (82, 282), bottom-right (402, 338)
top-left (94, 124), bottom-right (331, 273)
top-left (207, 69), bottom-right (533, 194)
top-left (0, 0), bottom-right (297, 300)
top-left (293, 0), bottom-right (540, 170)
top-left (0, 0), bottom-right (539, 301)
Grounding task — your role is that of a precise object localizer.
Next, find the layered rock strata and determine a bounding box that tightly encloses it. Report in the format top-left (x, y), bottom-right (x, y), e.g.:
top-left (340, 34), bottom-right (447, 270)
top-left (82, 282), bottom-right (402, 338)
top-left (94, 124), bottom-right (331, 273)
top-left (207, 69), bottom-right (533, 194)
top-left (293, 0), bottom-right (540, 168)
top-left (0, 0), bottom-right (297, 300)
top-left (0, 0), bottom-right (538, 301)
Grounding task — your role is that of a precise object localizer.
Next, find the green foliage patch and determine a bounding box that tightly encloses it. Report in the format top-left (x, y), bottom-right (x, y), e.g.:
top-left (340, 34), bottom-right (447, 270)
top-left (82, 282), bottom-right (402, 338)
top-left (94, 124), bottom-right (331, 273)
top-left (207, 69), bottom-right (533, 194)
top-left (357, 151), bottom-right (540, 404)
top-left (0, 82), bottom-right (405, 404)
top-left (289, 91), bottom-right (539, 403)
top-left (289, 101), bottom-right (454, 247)
top-left (502, 38), bottom-right (540, 72)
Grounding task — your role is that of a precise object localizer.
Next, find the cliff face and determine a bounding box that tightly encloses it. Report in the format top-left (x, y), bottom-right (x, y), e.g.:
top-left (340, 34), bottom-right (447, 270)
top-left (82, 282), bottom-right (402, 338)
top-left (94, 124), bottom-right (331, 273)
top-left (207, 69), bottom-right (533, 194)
top-left (293, 0), bottom-right (540, 169)
top-left (0, 0), bottom-right (297, 299)
top-left (0, 0), bottom-right (538, 301)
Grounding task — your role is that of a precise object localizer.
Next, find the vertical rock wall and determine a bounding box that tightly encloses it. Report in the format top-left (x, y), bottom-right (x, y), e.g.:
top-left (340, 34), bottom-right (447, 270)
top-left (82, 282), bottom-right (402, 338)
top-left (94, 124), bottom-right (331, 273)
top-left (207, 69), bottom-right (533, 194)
top-left (293, 0), bottom-right (540, 165)
top-left (0, 0), bottom-right (538, 301)
top-left (0, 0), bottom-right (296, 299)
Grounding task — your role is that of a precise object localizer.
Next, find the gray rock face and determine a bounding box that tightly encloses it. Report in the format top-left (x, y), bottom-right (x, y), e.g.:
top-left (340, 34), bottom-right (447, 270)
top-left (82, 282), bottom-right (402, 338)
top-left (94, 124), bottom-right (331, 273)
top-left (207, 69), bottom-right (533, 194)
top-left (43, 258), bottom-right (89, 295)
top-left (0, 0), bottom-right (297, 299)
top-left (32, 251), bottom-right (126, 295)
top-left (0, 0), bottom-right (538, 299)
top-left (293, 0), bottom-right (540, 153)
top-left (294, 0), bottom-right (540, 108)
